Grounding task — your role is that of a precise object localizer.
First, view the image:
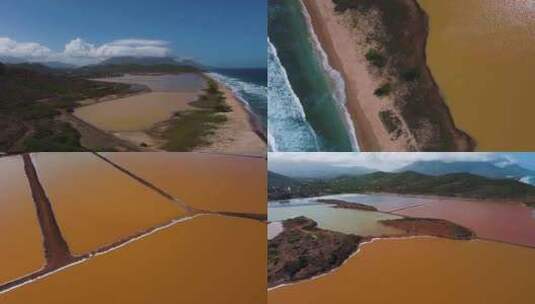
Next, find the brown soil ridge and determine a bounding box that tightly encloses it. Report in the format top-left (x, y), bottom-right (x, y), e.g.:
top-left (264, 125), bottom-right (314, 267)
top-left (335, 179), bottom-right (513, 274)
top-left (22, 153), bottom-right (73, 269)
top-left (380, 217), bottom-right (475, 240)
top-left (316, 199), bottom-right (378, 211)
top-left (303, 0), bottom-right (475, 151)
top-left (268, 216), bottom-right (360, 288)
top-left (93, 152), bottom-right (266, 222)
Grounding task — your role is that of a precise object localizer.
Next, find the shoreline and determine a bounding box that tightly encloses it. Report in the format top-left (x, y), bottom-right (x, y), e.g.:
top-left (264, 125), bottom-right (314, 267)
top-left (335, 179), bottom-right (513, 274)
top-left (68, 73), bottom-right (265, 154)
top-left (194, 73), bottom-right (266, 155)
top-left (302, 0), bottom-right (381, 151)
top-left (299, 0), bottom-right (359, 151)
top-left (302, 0), bottom-right (474, 151)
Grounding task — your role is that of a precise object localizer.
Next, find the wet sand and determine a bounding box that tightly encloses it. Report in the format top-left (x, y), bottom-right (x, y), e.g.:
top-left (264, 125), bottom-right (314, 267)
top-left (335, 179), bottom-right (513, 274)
top-left (269, 238), bottom-right (535, 303)
top-left (103, 152), bottom-right (267, 215)
top-left (418, 0), bottom-right (535, 150)
top-left (31, 153), bottom-right (187, 255)
top-left (302, 0), bottom-right (410, 151)
top-left (2, 215), bottom-right (266, 304)
top-left (0, 156), bottom-right (45, 284)
top-left (395, 197), bottom-right (535, 247)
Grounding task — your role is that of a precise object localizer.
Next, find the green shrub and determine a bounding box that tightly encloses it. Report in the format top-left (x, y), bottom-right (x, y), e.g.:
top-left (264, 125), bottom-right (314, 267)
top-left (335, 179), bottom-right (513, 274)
top-left (365, 49), bottom-right (386, 68)
top-left (401, 68), bottom-right (420, 82)
top-left (374, 83), bottom-right (392, 97)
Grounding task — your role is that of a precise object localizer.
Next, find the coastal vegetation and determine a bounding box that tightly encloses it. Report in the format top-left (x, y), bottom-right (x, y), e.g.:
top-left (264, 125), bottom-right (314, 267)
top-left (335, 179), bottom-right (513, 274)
top-left (161, 79), bottom-right (231, 151)
top-left (373, 83), bottom-right (392, 97)
top-left (331, 0), bottom-right (474, 151)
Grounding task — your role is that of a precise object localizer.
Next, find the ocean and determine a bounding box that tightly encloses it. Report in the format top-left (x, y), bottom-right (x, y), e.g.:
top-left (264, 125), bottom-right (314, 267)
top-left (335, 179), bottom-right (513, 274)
top-left (268, 0), bottom-right (357, 152)
top-left (208, 68), bottom-right (267, 134)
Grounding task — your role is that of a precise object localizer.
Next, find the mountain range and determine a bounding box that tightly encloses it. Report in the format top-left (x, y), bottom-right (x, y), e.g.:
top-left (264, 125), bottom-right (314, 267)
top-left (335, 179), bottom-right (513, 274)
top-left (268, 170), bottom-right (535, 202)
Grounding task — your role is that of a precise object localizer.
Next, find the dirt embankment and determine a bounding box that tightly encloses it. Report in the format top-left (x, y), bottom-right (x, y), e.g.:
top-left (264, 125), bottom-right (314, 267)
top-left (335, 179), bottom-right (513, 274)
top-left (303, 0), bottom-right (474, 151)
top-left (316, 199), bottom-right (378, 211)
top-left (22, 154), bottom-right (73, 269)
top-left (268, 217), bottom-right (360, 288)
top-left (380, 218), bottom-right (475, 240)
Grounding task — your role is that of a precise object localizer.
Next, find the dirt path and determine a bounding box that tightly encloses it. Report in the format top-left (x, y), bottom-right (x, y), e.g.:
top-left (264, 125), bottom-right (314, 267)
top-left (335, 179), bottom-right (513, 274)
top-left (59, 111), bottom-right (144, 152)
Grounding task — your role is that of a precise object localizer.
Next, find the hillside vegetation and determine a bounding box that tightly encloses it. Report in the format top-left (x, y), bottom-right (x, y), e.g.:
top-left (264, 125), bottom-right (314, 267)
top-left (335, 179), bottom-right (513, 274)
top-left (0, 59), bottom-right (200, 151)
top-left (268, 170), bottom-right (535, 202)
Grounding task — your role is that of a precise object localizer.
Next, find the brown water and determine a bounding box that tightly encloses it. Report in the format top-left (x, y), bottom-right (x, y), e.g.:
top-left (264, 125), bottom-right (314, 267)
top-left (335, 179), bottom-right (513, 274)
top-left (269, 238), bottom-right (535, 304)
top-left (103, 153), bottom-right (267, 214)
top-left (395, 197), bottom-right (535, 247)
top-left (0, 156), bottom-right (45, 284)
top-left (3, 215), bottom-right (266, 304)
top-left (74, 92), bottom-right (196, 131)
top-left (418, 0), bottom-right (535, 150)
top-left (268, 203), bottom-right (405, 236)
top-left (31, 153), bottom-right (186, 255)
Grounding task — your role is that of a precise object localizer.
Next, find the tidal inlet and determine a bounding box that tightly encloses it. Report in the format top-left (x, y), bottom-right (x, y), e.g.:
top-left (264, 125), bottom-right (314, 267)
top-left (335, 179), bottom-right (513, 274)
top-left (268, 152), bottom-right (535, 303)
top-left (268, 0), bottom-right (535, 152)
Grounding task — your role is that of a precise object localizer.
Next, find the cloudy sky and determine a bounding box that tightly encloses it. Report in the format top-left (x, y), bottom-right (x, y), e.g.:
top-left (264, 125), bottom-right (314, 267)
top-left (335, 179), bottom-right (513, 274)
top-left (268, 153), bottom-right (535, 171)
top-left (0, 0), bottom-right (266, 67)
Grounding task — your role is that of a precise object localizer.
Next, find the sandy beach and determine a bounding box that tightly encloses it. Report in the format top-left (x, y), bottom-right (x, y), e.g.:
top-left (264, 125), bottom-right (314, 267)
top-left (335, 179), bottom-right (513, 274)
top-left (302, 0), bottom-right (473, 151)
top-left (194, 79), bottom-right (266, 156)
top-left (303, 0), bottom-right (405, 151)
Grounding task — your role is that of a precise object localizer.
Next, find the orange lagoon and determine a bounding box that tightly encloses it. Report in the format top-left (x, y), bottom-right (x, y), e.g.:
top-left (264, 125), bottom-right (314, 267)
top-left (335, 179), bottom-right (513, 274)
top-left (2, 215), bottom-right (266, 304)
top-left (31, 153), bottom-right (186, 255)
top-left (269, 237), bottom-right (535, 304)
top-left (103, 152), bottom-right (267, 214)
top-left (418, 0), bottom-right (535, 150)
top-left (0, 156), bottom-right (45, 284)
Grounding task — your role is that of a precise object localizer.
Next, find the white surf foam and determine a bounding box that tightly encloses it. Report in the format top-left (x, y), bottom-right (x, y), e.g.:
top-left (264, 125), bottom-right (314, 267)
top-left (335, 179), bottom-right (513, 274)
top-left (268, 38), bottom-right (321, 151)
top-left (299, 0), bottom-right (360, 151)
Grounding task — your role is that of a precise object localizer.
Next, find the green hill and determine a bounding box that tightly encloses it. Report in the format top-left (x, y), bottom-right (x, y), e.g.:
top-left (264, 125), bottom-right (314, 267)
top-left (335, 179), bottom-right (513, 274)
top-left (268, 170), bottom-right (535, 202)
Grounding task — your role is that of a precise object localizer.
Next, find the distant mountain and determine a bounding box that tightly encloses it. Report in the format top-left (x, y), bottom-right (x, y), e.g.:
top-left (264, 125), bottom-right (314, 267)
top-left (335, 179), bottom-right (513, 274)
top-left (268, 170), bottom-right (535, 202)
top-left (0, 56), bottom-right (26, 64)
top-left (399, 161), bottom-right (535, 179)
top-left (269, 160), bottom-right (374, 179)
top-left (268, 171), bottom-right (302, 189)
top-left (98, 56), bottom-right (180, 66)
top-left (42, 62), bottom-right (76, 69)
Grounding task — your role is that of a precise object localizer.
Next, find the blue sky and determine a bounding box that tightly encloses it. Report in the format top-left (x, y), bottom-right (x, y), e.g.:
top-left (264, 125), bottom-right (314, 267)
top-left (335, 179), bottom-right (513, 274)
top-left (0, 0), bottom-right (266, 67)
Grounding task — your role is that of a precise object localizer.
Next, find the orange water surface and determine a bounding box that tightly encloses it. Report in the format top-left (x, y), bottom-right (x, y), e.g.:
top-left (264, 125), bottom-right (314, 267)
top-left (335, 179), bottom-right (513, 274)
top-left (269, 237), bottom-right (535, 304)
top-left (103, 152), bottom-right (267, 214)
top-left (0, 156), bottom-right (45, 284)
top-left (31, 153), bottom-right (186, 255)
top-left (3, 215), bottom-right (266, 304)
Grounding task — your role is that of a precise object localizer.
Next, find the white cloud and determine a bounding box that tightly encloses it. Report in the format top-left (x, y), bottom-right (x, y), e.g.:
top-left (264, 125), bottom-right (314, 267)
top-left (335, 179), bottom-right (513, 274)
top-left (0, 36), bottom-right (172, 65)
top-left (268, 152), bottom-right (507, 171)
top-left (63, 38), bottom-right (171, 59)
top-left (0, 37), bottom-right (52, 59)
